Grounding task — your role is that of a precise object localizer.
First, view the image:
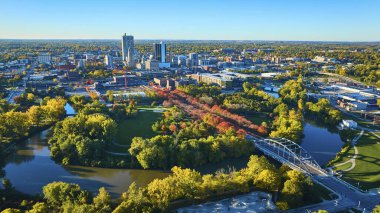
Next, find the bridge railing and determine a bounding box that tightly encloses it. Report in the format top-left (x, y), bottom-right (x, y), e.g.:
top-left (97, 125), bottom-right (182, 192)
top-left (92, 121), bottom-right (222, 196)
top-left (248, 135), bottom-right (327, 175)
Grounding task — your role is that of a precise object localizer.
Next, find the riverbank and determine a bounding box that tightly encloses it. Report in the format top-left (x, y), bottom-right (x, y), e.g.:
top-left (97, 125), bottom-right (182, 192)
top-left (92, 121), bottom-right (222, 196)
top-left (331, 131), bottom-right (380, 190)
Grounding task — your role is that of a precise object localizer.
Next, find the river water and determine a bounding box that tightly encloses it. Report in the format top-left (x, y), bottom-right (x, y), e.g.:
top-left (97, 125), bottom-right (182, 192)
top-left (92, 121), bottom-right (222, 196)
top-left (1, 104), bottom-right (344, 199)
top-left (300, 121), bottom-right (344, 166)
top-left (2, 129), bottom-right (169, 197)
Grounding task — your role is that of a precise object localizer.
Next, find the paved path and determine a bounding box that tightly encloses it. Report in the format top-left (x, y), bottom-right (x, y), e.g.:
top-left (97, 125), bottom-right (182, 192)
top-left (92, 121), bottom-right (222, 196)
top-left (288, 175), bottom-right (380, 212)
top-left (333, 130), bottom-right (364, 172)
top-left (111, 141), bottom-right (130, 148)
top-left (105, 150), bottom-right (130, 156)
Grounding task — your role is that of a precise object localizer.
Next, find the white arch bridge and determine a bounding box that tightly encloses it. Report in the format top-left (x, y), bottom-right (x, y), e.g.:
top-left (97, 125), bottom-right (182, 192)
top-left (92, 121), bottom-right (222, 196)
top-left (246, 135), bottom-right (327, 176)
top-left (246, 134), bottom-right (380, 212)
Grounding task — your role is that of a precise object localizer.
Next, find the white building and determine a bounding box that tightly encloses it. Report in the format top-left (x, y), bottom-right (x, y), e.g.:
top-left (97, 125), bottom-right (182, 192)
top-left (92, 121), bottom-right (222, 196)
top-left (189, 53), bottom-right (198, 66)
top-left (313, 56), bottom-right (328, 63)
top-left (85, 54), bottom-right (95, 60)
top-left (146, 60), bottom-right (160, 71)
top-left (104, 55), bottom-right (113, 68)
top-left (341, 120), bottom-right (358, 129)
top-left (38, 53), bottom-right (51, 64)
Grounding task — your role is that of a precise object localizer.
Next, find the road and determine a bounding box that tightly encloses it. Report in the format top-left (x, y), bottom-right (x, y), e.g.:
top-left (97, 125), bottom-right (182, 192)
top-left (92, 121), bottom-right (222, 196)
top-left (6, 87), bottom-right (24, 103)
top-left (247, 135), bottom-right (380, 212)
top-left (288, 174), bottom-right (380, 212)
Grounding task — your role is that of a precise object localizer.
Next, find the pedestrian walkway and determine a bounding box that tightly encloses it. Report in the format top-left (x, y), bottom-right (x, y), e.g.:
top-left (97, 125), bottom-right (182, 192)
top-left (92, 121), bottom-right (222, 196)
top-left (333, 130), bottom-right (364, 172)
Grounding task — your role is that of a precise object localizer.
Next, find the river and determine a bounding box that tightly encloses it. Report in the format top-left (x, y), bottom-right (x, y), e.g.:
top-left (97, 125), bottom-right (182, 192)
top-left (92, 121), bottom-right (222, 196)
top-left (1, 104), bottom-right (344, 199)
top-left (2, 129), bottom-right (170, 197)
top-left (261, 90), bottom-right (344, 166)
top-left (300, 121), bottom-right (344, 166)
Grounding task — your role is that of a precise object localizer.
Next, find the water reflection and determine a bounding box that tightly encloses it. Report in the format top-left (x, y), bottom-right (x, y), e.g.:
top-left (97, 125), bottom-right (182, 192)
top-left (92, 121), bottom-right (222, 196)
top-left (300, 122), bottom-right (344, 166)
top-left (3, 129), bottom-right (169, 197)
top-left (2, 118), bottom-right (344, 198)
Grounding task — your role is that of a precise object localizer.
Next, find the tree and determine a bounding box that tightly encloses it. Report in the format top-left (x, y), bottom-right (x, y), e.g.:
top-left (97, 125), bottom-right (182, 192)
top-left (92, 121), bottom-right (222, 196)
top-left (27, 202), bottom-right (48, 213)
top-left (313, 210), bottom-right (329, 213)
top-left (254, 169), bottom-right (281, 191)
top-left (372, 205), bottom-right (380, 213)
top-left (42, 182), bottom-right (91, 207)
top-left (89, 91), bottom-right (99, 101)
top-left (27, 106), bottom-right (45, 126)
top-left (146, 179), bottom-right (173, 209)
top-left (48, 113), bottom-right (117, 165)
top-left (93, 187), bottom-right (111, 209)
top-left (281, 179), bottom-right (303, 206)
top-left (245, 155), bottom-right (275, 179)
top-left (1, 209), bottom-right (22, 213)
top-left (70, 95), bottom-right (86, 108)
top-left (0, 111), bottom-right (30, 140)
top-left (279, 80), bottom-right (306, 107)
top-left (42, 97), bottom-right (66, 122)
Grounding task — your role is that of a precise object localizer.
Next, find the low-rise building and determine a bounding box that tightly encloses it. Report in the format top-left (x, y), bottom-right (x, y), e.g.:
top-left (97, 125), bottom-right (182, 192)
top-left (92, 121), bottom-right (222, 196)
top-left (341, 120), bottom-right (358, 129)
top-left (146, 60), bottom-right (160, 71)
top-left (38, 53), bottom-right (51, 64)
top-left (191, 73), bottom-right (233, 88)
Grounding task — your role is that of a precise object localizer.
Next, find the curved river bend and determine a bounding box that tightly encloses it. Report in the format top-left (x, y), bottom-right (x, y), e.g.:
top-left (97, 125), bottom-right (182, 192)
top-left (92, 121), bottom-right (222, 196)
top-left (3, 129), bottom-right (169, 197)
top-left (2, 104), bottom-right (344, 198)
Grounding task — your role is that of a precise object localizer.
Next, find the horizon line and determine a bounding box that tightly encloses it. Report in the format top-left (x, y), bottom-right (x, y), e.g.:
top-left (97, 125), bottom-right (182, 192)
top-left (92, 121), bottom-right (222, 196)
top-left (0, 38), bottom-right (380, 43)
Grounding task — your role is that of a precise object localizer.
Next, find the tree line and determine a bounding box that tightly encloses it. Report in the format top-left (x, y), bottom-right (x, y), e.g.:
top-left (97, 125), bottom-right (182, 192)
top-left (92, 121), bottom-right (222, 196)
top-left (1, 155), bottom-right (324, 212)
top-left (129, 107), bottom-right (253, 169)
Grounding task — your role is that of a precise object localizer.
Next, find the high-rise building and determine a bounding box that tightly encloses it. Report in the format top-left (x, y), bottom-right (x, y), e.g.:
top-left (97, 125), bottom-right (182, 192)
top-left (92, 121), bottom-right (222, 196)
top-left (189, 53), bottom-right (198, 67)
top-left (104, 55), bottom-right (113, 68)
top-left (121, 33), bottom-right (134, 66)
top-left (153, 41), bottom-right (166, 63)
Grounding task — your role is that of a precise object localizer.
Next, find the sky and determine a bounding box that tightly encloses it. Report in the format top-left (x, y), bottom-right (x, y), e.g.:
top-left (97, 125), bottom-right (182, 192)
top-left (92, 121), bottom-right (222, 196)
top-left (0, 0), bottom-right (379, 41)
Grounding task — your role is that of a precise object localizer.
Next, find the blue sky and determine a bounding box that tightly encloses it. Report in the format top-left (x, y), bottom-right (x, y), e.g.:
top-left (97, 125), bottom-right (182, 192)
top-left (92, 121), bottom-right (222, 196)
top-left (0, 0), bottom-right (379, 41)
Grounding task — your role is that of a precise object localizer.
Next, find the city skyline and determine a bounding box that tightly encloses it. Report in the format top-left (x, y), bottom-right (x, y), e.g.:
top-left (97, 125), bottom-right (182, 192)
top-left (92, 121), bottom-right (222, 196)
top-left (1, 0), bottom-right (380, 41)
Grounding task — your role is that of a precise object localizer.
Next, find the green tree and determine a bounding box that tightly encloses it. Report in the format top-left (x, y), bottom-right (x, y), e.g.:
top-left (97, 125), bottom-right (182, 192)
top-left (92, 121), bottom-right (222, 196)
top-left (254, 169), bottom-right (281, 191)
top-left (373, 205), bottom-right (380, 213)
top-left (27, 202), bottom-right (48, 213)
top-left (42, 182), bottom-right (90, 207)
top-left (93, 187), bottom-right (111, 208)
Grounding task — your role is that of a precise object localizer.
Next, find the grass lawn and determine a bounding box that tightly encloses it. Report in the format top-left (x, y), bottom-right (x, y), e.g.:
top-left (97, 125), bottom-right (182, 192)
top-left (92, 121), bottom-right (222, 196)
top-left (246, 113), bottom-right (271, 125)
top-left (335, 162), bottom-right (353, 171)
top-left (114, 111), bottom-right (162, 146)
top-left (338, 133), bottom-right (380, 190)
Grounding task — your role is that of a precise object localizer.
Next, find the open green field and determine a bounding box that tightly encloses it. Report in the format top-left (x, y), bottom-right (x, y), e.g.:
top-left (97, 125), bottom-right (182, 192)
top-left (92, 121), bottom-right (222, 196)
top-left (335, 162), bottom-right (353, 171)
top-left (335, 132), bottom-right (380, 190)
top-left (108, 111), bottom-right (162, 153)
top-left (246, 113), bottom-right (271, 125)
top-left (116, 110), bottom-right (162, 145)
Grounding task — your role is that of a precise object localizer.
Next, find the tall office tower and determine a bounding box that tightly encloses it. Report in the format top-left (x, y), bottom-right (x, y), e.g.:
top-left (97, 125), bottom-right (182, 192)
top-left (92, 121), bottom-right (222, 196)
top-left (127, 48), bottom-right (134, 67)
top-left (189, 52), bottom-right (198, 66)
top-left (153, 41), bottom-right (166, 63)
top-left (121, 33), bottom-right (134, 66)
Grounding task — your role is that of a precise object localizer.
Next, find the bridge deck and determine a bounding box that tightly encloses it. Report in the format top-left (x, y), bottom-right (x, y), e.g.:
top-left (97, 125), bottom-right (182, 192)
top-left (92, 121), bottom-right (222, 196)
top-left (246, 134), bottom-right (380, 212)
